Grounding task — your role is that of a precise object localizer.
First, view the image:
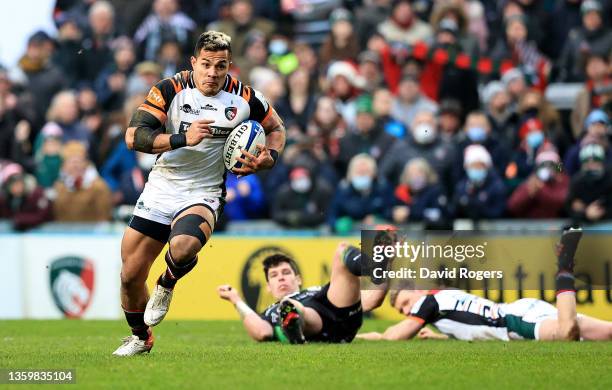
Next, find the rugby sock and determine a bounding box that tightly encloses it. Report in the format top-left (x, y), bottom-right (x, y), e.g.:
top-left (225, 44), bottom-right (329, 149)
top-left (342, 245), bottom-right (364, 276)
top-left (159, 250), bottom-right (198, 289)
top-left (124, 310), bottom-right (149, 340)
top-left (555, 271), bottom-right (576, 295)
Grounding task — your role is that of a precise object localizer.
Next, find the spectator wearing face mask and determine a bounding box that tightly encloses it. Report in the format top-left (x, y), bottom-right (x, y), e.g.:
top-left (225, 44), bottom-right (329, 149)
top-left (505, 118), bottom-right (554, 191)
top-left (451, 144), bottom-right (507, 220)
top-left (336, 94), bottom-right (396, 175)
top-left (563, 109), bottom-right (612, 176)
top-left (380, 110), bottom-right (456, 191)
top-left (327, 154), bottom-right (393, 234)
top-left (272, 165), bottom-right (333, 228)
top-left (566, 142), bottom-right (612, 223)
top-left (507, 149), bottom-right (569, 218)
top-left (454, 111), bottom-right (511, 184)
top-left (0, 163), bottom-right (52, 231)
top-left (392, 158), bottom-right (449, 226)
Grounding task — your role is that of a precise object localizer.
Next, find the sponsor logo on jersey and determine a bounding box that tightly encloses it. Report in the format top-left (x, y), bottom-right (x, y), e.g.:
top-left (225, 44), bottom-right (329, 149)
top-left (136, 200), bottom-right (150, 212)
top-left (49, 256), bottom-right (95, 318)
top-left (225, 106), bottom-right (237, 121)
top-left (179, 103), bottom-right (201, 115)
top-left (210, 125), bottom-right (234, 138)
top-left (240, 246), bottom-right (297, 312)
top-left (201, 103), bottom-right (218, 111)
top-left (147, 87), bottom-right (165, 107)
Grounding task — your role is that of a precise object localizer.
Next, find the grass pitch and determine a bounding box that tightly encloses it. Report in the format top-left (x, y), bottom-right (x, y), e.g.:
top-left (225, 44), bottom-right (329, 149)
top-left (0, 320), bottom-right (610, 389)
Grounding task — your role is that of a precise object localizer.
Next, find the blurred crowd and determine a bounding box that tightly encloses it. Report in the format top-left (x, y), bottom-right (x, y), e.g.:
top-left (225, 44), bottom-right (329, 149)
top-left (0, 0), bottom-right (611, 232)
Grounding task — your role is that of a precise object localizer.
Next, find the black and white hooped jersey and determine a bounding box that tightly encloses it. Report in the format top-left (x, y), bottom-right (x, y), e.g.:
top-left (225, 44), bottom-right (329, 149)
top-left (409, 289), bottom-right (511, 341)
top-left (138, 71), bottom-right (273, 196)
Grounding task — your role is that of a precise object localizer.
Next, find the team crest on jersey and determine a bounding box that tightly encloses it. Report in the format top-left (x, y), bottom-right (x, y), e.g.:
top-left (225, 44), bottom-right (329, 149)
top-left (225, 106), bottom-right (237, 121)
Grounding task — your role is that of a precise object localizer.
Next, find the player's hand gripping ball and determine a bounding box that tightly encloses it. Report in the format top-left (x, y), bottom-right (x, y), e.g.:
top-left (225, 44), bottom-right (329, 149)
top-left (223, 120), bottom-right (266, 171)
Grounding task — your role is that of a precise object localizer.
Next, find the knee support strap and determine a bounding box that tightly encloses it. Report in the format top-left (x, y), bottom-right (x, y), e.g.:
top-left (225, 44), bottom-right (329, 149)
top-left (169, 214), bottom-right (210, 247)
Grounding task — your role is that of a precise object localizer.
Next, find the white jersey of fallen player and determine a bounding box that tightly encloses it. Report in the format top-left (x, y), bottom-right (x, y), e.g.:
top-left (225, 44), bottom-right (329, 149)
top-left (138, 71), bottom-right (272, 197)
top-left (409, 290), bottom-right (550, 341)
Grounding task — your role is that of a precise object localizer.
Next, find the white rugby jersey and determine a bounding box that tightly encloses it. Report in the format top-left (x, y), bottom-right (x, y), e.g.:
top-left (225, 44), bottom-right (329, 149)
top-left (409, 290), bottom-right (512, 341)
top-left (137, 71), bottom-right (273, 196)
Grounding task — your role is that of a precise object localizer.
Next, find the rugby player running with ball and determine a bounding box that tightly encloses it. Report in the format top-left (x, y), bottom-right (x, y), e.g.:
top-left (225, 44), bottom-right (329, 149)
top-left (113, 31), bottom-right (285, 356)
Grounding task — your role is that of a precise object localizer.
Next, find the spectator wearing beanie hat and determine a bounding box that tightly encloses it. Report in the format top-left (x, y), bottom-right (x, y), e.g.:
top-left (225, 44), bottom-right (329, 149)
top-left (453, 111), bottom-right (511, 185)
top-left (507, 149), bottom-right (569, 218)
top-left (319, 8), bottom-right (361, 71)
top-left (451, 144), bottom-right (507, 220)
top-left (482, 80), bottom-right (518, 147)
top-left (0, 162), bottom-right (52, 231)
top-left (336, 94), bottom-right (396, 174)
top-left (563, 109), bottom-right (612, 176)
top-left (566, 142), bottom-right (612, 223)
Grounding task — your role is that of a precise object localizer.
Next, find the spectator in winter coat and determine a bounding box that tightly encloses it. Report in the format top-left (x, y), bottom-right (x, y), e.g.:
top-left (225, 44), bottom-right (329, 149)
top-left (327, 154), bottom-right (393, 233)
top-left (508, 149), bottom-right (569, 218)
top-left (451, 144), bottom-right (507, 220)
top-left (391, 157), bottom-right (450, 226)
top-left (272, 165), bottom-right (333, 228)
top-left (0, 163), bottom-right (52, 231)
top-left (566, 142), bottom-right (612, 224)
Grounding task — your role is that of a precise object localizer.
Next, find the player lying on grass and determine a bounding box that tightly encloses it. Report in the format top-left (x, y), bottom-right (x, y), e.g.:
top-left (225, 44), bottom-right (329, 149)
top-left (217, 242), bottom-right (389, 343)
top-left (358, 228), bottom-right (612, 342)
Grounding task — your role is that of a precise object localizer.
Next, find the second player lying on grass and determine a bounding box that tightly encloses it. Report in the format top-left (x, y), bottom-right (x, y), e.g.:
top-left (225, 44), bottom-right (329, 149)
top-left (217, 242), bottom-right (388, 343)
top-left (357, 228), bottom-right (612, 342)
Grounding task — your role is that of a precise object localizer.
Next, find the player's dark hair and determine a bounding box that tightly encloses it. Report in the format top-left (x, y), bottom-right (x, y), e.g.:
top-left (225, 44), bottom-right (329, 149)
top-left (263, 254), bottom-right (300, 281)
top-left (194, 31), bottom-right (232, 57)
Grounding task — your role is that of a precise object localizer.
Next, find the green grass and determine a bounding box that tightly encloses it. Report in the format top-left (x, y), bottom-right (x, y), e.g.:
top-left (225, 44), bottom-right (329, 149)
top-left (0, 320), bottom-right (611, 389)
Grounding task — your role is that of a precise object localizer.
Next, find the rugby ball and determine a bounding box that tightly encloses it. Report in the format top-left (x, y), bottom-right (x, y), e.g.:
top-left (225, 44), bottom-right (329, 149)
top-left (223, 120), bottom-right (266, 171)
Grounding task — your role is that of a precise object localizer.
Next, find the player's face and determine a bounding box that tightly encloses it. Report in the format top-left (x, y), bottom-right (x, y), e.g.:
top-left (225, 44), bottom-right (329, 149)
top-left (266, 263), bottom-right (301, 300)
top-left (393, 290), bottom-right (413, 316)
top-left (191, 50), bottom-right (231, 96)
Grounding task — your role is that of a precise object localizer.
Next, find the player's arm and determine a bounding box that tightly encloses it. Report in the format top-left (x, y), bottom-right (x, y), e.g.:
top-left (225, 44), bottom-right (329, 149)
top-left (417, 327), bottom-right (449, 340)
top-left (125, 113), bottom-right (214, 154)
top-left (357, 317), bottom-right (424, 341)
top-left (217, 285), bottom-right (273, 341)
top-left (125, 79), bottom-right (214, 153)
top-left (361, 288), bottom-right (388, 312)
